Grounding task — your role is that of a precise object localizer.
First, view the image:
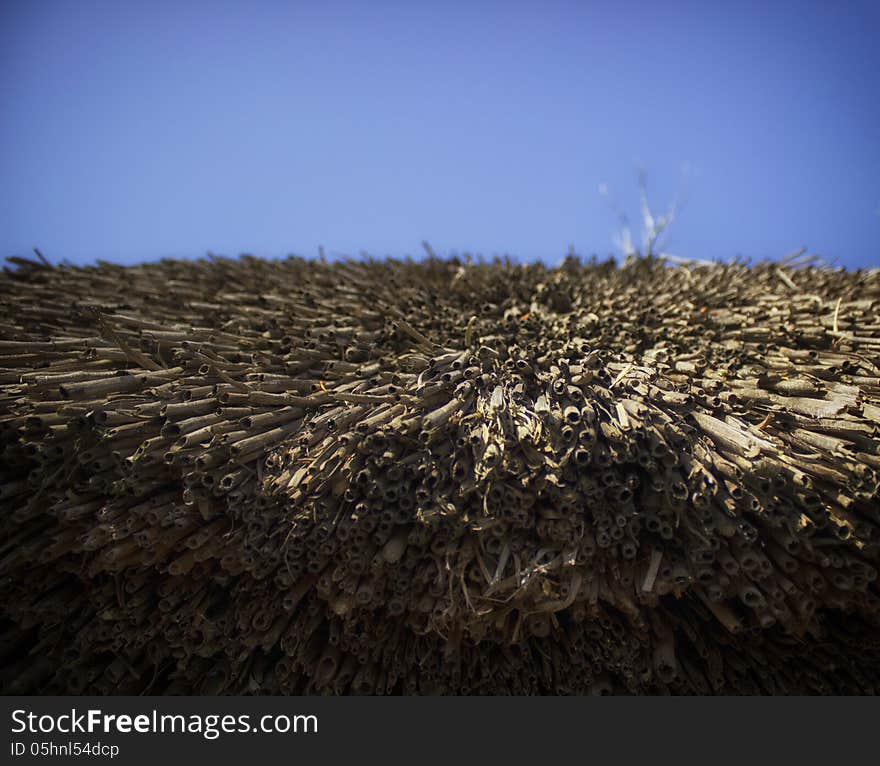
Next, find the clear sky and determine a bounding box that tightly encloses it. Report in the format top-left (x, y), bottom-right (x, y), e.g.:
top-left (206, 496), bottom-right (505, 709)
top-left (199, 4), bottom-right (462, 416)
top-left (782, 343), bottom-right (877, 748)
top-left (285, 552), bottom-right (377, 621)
top-left (1, 0), bottom-right (878, 267)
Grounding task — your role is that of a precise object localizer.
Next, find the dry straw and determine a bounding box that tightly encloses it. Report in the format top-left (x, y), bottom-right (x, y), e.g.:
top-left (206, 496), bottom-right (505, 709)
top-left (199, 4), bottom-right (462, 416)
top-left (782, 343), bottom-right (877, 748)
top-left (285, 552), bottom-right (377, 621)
top-left (1, 250), bottom-right (879, 694)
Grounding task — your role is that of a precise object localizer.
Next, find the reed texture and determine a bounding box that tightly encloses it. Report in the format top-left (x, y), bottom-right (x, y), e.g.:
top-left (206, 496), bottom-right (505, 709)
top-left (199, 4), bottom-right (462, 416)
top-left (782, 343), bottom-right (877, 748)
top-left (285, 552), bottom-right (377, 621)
top-left (1, 252), bottom-right (879, 694)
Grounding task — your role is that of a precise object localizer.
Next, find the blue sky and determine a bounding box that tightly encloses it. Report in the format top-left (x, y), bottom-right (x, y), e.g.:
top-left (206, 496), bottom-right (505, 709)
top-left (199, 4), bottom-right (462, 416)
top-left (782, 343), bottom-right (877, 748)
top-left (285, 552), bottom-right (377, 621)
top-left (1, 0), bottom-right (878, 267)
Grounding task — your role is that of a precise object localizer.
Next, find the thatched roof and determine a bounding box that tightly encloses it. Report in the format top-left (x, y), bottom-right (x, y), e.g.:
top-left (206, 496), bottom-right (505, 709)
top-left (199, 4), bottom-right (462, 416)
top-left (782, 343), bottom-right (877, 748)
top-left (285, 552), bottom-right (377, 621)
top-left (1, 253), bottom-right (879, 694)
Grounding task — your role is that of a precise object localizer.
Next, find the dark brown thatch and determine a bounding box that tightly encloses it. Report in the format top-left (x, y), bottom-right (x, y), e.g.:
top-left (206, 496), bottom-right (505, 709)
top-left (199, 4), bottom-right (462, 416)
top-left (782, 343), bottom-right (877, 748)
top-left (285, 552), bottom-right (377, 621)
top-left (1, 252), bottom-right (879, 694)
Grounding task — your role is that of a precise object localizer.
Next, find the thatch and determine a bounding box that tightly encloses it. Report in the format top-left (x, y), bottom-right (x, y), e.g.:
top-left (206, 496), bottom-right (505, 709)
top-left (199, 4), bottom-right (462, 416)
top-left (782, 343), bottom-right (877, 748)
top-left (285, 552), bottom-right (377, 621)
top-left (1, 252), bottom-right (879, 694)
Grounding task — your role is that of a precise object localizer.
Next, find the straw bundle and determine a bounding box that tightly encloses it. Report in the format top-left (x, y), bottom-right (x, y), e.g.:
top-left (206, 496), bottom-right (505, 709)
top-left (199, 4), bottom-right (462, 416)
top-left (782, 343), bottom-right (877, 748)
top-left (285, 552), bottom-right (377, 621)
top-left (1, 252), bottom-right (879, 694)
